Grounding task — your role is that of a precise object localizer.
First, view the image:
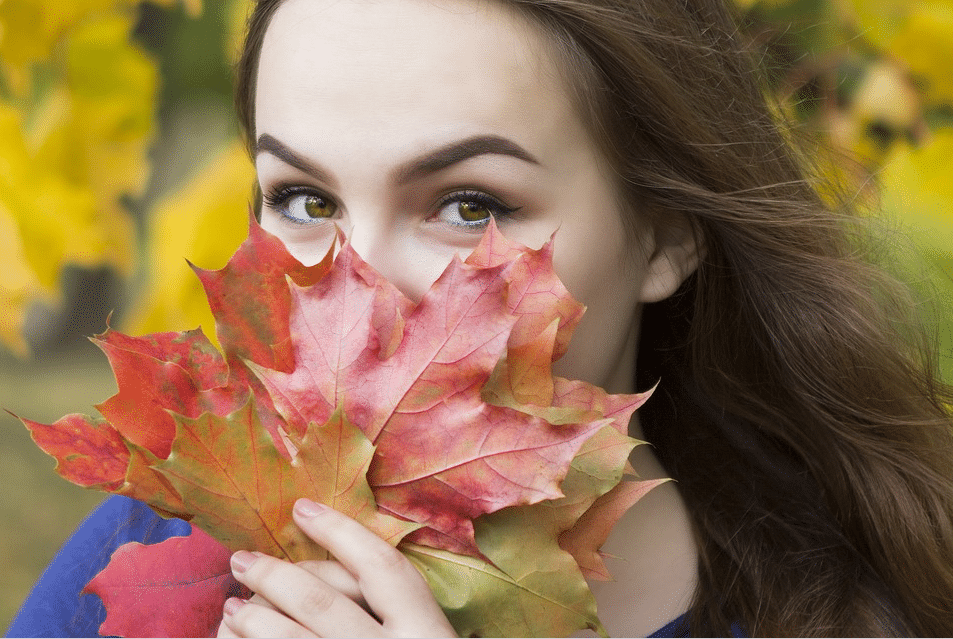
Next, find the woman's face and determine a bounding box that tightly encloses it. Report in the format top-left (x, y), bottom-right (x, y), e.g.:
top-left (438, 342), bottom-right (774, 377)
top-left (255, 0), bottom-right (691, 394)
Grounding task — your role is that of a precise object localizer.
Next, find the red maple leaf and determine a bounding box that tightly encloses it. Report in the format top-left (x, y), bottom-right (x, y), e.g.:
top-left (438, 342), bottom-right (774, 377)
top-left (22, 217), bottom-right (659, 637)
top-left (83, 527), bottom-right (248, 638)
top-left (253, 239), bottom-right (618, 556)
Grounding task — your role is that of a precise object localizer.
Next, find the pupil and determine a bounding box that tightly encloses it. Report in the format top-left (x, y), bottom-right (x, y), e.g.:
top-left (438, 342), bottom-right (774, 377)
top-left (305, 195), bottom-right (330, 218)
top-left (459, 201), bottom-right (489, 222)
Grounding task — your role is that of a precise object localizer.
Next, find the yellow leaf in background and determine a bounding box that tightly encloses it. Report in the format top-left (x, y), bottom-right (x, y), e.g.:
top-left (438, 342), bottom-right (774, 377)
top-left (844, 0), bottom-right (906, 49)
top-left (0, 102), bottom-right (110, 290)
top-left (128, 142), bottom-right (254, 342)
top-left (11, 175), bottom-right (103, 289)
top-left (61, 12), bottom-right (157, 201)
top-left (0, 12), bottom-right (149, 285)
top-left (0, 5), bottom-right (157, 354)
top-left (877, 129), bottom-right (953, 383)
top-left (224, 0), bottom-right (254, 64)
top-left (0, 0), bottom-right (200, 95)
top-left (0, 0), bottom-right (134, 92)
top-left (0, 0), bottom-right (53, 76)
top-left (21, 11), bottom-right (157, 280)
top-left (889, 4), bottom-right (953, 107)
top-left (0, 198), bottom-right (42, 356)
top-left (878, 130), bottom-right (953, 261)
top-left (827, 61), bottom-right (924, 171)
top-left (844, 0), bottom-right (953, 107)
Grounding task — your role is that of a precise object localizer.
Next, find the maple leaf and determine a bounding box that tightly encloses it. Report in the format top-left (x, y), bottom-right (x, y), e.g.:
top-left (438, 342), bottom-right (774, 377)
top-left (21, 217), bottom-right (660, 637)
top-left (84, 527), bottom-right (246, 638)
top-left (253, 231), bottom-right (610, 557)
top-left (144, 398), bottom-right (419, 559)
top-left (406, 424), bottom-right (648, 637)
top-left (191, 211), bottom-right (335, 373)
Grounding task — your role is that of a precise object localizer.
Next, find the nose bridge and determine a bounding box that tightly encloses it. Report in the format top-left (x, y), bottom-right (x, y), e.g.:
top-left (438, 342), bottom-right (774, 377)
top-left (345, 212), bottom-right (414, 296)
top-left (346, 211), bottom-right (440, 303)
top-left (346, 213), bottom-right (390, 270)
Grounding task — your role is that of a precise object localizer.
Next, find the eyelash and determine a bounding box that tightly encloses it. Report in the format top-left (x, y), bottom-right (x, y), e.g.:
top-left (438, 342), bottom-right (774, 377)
top-left (261, 184), bottom-right (337, 225)
top-left (261, 185), bottom-right (520, 228)
top-left (433, 190), bottom-right (520, 229)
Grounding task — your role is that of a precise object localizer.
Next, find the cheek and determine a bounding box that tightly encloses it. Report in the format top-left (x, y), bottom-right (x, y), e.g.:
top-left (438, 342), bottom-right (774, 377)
top-left (550, 227), bottom-right (648, 390)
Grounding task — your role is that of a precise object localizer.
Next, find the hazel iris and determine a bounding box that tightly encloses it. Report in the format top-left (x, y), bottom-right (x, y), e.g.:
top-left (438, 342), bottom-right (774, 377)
top-left (304, 195), bottom-right (335, 218)
top-left (458, 201), bottom-right (491, 222)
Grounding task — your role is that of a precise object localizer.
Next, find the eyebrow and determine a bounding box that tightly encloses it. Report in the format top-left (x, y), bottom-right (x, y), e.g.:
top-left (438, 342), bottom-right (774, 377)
top-left (256, 133), bottom-right (335, 185)
top-left (393, 134), bottom-right (540, 184)
top-left (255, 133), bottom-right (540, 186)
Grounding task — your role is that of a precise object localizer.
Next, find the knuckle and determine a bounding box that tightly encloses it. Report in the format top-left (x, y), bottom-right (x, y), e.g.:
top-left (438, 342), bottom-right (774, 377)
top-left (231, 606), bottom-right (306, 639)
top-left (366, 542), bottom-right (412, 573)
top-left (244, 555), bottom-right (277, 583)
top-left (299, 583), bottom-right (339, 614)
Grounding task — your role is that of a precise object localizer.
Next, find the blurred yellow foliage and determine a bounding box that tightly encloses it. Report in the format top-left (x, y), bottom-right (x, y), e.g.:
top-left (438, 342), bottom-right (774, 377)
top-left (739, 0), bottom-right (952, 379)
top-left (878, 131), bottom-right (953, 262)
top-left (889, 5), bottom-right (953, 107)
top-left (0, 197), bottom-right (41, 354)
top-left (0, 0), bottom-right (199, 354)
top-left (827, 62), bottom-right (925, 170)
top-left (129, 141), bottom-right (254, 345)
top-left (225, 0), bottom-right (254, 64)
top-left (877, 131), bottom-right (953, 380)
top-left (0, 0), bottom-right (199, 93)
top-left (845, 0), bottom-right (953, 107)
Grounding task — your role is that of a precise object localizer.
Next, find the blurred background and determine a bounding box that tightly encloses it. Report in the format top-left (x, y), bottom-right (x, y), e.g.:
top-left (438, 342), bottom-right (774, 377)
top-left (0, 0), bottom-right (950, 630)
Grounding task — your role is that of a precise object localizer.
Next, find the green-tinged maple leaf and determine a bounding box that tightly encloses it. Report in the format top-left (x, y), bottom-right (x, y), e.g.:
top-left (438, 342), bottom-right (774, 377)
top-left (148, 398), bottom-right (419, 559)
top-left (405, 540), bottom-right (600, 638)
top-left (404, 425), bottom-right (659, 638)
top-left (561, 477), bottom-right (669, 581)
top-left (21, 217), bottom-right (661, 637)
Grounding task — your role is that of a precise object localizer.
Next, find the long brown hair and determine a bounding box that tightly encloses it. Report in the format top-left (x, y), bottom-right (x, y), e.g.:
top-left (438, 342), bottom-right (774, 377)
top-left (234, 0), bottom-right (953, 634)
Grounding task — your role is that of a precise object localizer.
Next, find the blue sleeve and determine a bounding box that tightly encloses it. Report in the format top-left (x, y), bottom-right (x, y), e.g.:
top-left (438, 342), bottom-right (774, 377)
top-left (648, 613), bottom-right (690, 637)
top-left (6, 495), bottom-right (192, 638)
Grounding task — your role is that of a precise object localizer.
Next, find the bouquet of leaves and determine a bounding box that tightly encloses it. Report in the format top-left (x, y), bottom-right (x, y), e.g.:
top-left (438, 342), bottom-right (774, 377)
top-left (21, 215), bottom-right (661, 637)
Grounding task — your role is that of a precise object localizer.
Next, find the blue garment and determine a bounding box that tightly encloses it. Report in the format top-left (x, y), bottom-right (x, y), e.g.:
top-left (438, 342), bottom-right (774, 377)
top-left (648, 615), bottom-right (690, 637)
top-left (8, 495), bottom-right (692, 638)
top-left (7, 496), bottom-right (191, 638)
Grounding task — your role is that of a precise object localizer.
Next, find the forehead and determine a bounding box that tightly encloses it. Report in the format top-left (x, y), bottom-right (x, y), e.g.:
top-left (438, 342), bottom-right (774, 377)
top-left (254, 0), bottom-right (580, 153)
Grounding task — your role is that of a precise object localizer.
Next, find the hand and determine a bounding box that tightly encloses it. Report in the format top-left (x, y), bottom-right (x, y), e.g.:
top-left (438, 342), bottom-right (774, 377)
top-left (217, 499), bottom-right (457, 638)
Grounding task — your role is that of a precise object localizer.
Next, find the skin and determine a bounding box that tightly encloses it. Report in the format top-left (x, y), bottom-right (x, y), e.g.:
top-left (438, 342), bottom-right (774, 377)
top-left (221, 0), bottom-right (701, 635)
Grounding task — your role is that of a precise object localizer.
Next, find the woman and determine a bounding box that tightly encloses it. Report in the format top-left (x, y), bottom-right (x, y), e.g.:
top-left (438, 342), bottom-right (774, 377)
top-left (10, 0), bottom-right (953, 635)
top-left (223, 0), bottom-right (953, 634)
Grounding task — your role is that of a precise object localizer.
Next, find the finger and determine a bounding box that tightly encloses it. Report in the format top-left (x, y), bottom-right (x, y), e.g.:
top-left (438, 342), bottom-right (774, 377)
top-left (222, 597), bottom-right (316, 639)
top-left (218, 595), bottom-right (277, 636)
top-left (217, 617), bottom-right (241, 638)
top-left (296, 560), bottom-right (365, 607)
top-left (248, 593), bottom-right (279, 611)
top-left (230, 551), bottom-right (385, 638)
top-left (292, 499), bottom-right (455, 637)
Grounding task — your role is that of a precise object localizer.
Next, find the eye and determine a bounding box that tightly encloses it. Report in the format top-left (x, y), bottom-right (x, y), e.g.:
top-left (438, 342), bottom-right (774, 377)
top-left (432, 190), bottom-right (519, 230)
top-left (262, 185), bottom-right (339, 224)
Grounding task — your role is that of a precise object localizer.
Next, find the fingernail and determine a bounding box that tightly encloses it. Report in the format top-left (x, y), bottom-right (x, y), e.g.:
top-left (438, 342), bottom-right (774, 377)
top-left (231, 550), bottom-right (257, 574)
top-left (294, 498), bottom-right (327, 518)
top-left (223, 597), bottom-right (246, 616)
